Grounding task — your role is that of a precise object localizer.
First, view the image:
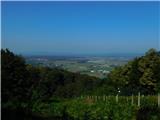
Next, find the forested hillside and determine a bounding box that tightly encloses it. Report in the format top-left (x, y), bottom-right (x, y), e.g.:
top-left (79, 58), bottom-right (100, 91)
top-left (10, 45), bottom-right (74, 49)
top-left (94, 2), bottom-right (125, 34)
top-left (1, 49), bottom-right (101, 104)
top-left (1, 48), bottom-right (160, 120)
top-left (107, 48), bottom-right (160, 95)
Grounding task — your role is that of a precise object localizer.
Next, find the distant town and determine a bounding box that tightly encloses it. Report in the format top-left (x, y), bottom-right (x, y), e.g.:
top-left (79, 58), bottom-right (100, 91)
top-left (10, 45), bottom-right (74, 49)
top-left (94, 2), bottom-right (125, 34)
top-left (25, 55), bottom-right (135, 78)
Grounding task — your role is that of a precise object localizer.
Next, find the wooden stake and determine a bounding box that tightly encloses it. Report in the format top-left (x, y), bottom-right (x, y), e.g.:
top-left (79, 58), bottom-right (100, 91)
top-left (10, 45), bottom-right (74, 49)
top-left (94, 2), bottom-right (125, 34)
top-left (116, 94), bottom-right (118, 103)
top-left (131, 94), bottom-right (134, 105)
top-left (138, 92), bottom-right (140, 107)
top-left (158, 93), bottom-right (160, 107)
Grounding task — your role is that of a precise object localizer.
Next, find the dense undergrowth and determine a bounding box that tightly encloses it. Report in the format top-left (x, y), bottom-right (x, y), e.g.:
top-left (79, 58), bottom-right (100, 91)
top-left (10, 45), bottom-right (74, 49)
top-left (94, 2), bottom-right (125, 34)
top-left (28, 96), bottom-right (160, 120)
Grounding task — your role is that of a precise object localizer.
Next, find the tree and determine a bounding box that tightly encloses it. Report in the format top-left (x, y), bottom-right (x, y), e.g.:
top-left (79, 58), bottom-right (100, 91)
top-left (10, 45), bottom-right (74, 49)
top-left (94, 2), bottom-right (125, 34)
top-left (1, 49), bottom-right (30, 105)
top-left (107, 48), bottom-right (160, 95)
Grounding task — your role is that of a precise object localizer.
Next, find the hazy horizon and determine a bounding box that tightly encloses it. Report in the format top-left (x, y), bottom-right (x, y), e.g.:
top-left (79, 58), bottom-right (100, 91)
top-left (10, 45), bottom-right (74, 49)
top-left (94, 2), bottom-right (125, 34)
top-left (2, 1), bottom-right (160, 55)
top-left (21, 51), bottom-right (145, 58)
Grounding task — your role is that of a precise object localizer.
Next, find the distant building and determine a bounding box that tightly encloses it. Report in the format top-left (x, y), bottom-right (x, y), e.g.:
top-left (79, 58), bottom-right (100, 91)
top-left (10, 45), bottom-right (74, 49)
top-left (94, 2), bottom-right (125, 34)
top-left (104, 70), bottom-right (110, 74)
top-left (90, 70), bottom-right (94, 73)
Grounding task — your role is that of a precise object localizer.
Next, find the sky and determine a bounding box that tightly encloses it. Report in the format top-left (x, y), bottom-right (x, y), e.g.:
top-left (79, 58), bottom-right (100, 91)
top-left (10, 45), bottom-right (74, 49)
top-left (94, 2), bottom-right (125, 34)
top-left (1, 1), bottom-right (160, 55)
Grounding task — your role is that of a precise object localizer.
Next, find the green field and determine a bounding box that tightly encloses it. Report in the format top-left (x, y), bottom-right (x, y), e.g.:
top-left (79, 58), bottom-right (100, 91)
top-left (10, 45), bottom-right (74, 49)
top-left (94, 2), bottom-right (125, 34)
top-left (26, 57), bottom-right (129, 78)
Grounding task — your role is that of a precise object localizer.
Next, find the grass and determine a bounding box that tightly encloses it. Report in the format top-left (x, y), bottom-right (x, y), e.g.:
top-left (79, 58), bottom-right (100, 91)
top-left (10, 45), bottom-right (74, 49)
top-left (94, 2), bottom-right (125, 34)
top-left (31, 95), bottom-right (160, 120)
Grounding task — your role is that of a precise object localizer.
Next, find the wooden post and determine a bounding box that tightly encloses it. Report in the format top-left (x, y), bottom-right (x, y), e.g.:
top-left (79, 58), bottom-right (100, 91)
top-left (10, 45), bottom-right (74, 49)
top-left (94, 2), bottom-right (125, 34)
top-left (95, 96), bottom-right (97, 102)
top-left (138, 92), bottom-right (140, 107)
top-left (158, 93), bottom-right (160, 107)
top-left (131, 94), bottom-right (134, 105)
top-left (103, 95), bottom-right (105, 101)
top-left (105, 96), bottom-right (107, 101)
top-left (116, 94), bottom-right (118, 103)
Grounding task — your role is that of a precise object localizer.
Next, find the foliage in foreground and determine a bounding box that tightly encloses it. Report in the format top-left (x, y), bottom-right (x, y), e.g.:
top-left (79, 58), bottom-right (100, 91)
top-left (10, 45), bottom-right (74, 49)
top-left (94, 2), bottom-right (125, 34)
top-left (31, 96), bottom-right (160, 120)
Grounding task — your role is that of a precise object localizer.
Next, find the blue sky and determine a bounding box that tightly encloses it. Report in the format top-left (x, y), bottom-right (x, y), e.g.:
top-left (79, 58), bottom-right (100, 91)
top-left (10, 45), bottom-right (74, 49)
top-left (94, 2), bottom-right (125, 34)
top-left (2, 1), bottom-right (160, 55)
